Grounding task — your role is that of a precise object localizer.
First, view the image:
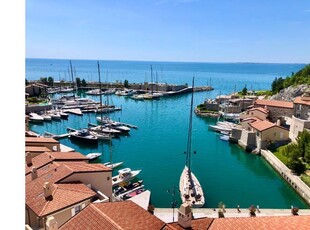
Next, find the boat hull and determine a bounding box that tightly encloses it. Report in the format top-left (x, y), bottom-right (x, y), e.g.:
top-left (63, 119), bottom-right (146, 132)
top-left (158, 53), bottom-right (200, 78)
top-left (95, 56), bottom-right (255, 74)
top-left (70, 133), bottom-right (98, 144)
top-left (112, 170), bottom-right (141, 187)
top-left (179, 165), bottom-right (205, 208)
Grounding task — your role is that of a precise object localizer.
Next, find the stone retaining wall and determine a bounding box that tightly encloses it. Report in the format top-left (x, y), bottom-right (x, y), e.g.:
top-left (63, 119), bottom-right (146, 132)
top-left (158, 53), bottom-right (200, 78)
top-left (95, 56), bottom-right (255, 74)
top-left (261, 149), bottom-right (310, 206)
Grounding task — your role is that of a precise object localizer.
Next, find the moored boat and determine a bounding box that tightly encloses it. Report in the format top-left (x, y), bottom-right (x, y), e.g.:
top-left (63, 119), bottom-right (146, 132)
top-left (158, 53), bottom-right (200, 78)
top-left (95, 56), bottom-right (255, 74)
top-left (208, 125), bottom-right (232, 133)
top-left (179, 165), bottom-right (205, 208)
top-left (106, 161), bottom-right (124, 169)
top-left (121, 187), bottom-right (146, 200)
top-left (113, 180), bottom-right (143, 197)
top-left (86, 152), bottom-right (102, 161)
top-left (41, 113), bottom-right (52, 121)
top-left (29, 112), bottom-right (44, 123)
top-left (89, 130), bottom-right (113, 141)
top-left (179, 77), bottom-right (205, 208)
top-left (220, 135), bottom-right (229, 141)
top-left (59, 111), bottom-right (69, 119)
top-left (68, 128), bottom-right (98, 144)
top-left (112, 168), bottom-right (141, 187)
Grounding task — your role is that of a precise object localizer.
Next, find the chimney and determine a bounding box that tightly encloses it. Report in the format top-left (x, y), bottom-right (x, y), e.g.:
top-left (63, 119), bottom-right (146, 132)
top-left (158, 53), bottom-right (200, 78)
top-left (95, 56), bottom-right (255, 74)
top-left (46, 216), bottom-right (58, 230)
top-left (31, 167), bottom-right (38, 180)
top-left (276, 119), bottom-right (281, 126)
top-left (26, 152), bottom-right (32, 166)
top-left (177, 203), bottom-right (192, 228)
top-left (44, 182), bottom-right (53, 199)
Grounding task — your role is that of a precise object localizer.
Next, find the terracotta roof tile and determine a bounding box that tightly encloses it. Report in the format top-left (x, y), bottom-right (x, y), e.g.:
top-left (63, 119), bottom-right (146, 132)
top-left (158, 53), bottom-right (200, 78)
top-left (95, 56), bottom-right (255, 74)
top-left (48, 151), bottom-right (88, 161)
top-left (241, 117), bottom-right (262, 123)
top-left (25, 146), bottom-right (51, 153)
top-left (255, 99), bottom-right (293, 109)
top-left (60, 201), bottom-right (166, 230)
top-left (169, 217), bottom-right (214, 229)
top-left (26, 164), bottom-right (74, 196)
top-left (294, 96), bottom-right (310, 106)
top-left (57, 162), bottom-right (111, 172)
top-left (209, 215), bottom-right (310, 230)
top-left (250, 120), bottom-right (276, 131)
top-left (25, 152), bottom-right (88, 175)
top-left (26, 137), bottom-right (59, 144)
top-left (25, 163), bottom-right (58, 184)
top-left (248, 107), bottom-right (269, 114)
top-left (25, 152), bottom-right (54, 175)
top-left (27, 182), bottom-right (95, 217)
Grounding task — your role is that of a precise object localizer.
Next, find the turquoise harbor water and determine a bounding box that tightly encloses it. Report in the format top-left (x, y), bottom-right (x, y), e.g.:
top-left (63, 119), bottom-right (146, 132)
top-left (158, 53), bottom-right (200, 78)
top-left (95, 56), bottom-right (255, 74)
top-left (27, 59), bottom-right (309, 209)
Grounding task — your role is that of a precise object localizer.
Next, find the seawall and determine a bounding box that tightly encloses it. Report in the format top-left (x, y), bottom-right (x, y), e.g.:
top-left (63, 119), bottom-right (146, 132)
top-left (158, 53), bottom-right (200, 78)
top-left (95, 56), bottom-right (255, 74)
top-left (261, 149), bottom-right (310, 206)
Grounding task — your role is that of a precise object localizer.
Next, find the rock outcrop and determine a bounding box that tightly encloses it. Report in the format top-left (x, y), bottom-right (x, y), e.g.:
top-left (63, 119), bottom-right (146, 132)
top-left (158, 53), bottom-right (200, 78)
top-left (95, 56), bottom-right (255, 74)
top-left (269, 84), bottom-right (309, 101)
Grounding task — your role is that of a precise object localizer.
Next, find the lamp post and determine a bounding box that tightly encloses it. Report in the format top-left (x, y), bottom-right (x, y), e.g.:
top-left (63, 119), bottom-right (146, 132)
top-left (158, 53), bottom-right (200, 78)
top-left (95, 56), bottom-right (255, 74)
top-left (167, 185), bottom-right (178, 222)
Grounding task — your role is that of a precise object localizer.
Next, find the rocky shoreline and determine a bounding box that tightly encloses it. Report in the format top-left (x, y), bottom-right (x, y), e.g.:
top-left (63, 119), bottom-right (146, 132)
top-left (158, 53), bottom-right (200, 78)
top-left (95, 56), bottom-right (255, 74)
top-left (194, 108), bottom-right (219, 118)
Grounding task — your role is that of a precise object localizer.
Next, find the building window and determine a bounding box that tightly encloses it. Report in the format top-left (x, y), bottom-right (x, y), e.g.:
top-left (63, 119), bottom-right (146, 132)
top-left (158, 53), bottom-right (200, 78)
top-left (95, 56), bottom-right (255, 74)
top-left (71, 205), bottom-right (81, 217)
top-left (75, 206), bottom-right (81, 214)
top-left (107, 176), bottom-right (110, 180)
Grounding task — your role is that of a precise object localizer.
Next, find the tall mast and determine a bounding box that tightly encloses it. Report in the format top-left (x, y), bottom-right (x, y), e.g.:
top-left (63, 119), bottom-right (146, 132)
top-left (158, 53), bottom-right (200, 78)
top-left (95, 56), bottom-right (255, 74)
top-left (186, 77), bottom-right (195, 171)
top-left (97, 61), bottom-right (103, 128)
top-left (151, 65), bottom-right (153, 94)
top-left (69, 60), bottom-right (75, 95)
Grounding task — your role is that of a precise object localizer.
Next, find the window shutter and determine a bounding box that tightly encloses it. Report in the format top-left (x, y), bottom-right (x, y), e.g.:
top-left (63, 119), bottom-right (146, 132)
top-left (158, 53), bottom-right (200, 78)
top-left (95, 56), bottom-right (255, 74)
top-left (71, 208), bottom-right (75, 216)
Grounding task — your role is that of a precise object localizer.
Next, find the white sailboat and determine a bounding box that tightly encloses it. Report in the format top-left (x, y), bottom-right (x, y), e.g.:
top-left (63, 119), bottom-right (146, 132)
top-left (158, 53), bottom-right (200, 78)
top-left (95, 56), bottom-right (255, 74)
top-left (91, 61), bottom-right (114, 141)
top-left (179, 77), bottom-right (205, 208)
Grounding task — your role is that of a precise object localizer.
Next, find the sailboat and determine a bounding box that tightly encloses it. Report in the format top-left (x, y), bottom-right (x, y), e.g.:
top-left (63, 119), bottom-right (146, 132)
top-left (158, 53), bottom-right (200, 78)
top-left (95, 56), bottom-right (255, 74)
top-left (90, 61), bottom-right (113, 141)
top-left (143, 65), bottom-right (163, 100)
top-left (179, 77), bottom-right (205, 208)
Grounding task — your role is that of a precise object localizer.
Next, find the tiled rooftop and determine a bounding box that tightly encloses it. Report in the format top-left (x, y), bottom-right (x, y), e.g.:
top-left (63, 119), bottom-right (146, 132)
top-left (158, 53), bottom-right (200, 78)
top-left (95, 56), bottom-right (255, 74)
top-left (59, 201), bottom-right (166, 230)
top-left (25, 152), bottom-right (88, 175)
top-left (209, 215), bottom-right (310, 230)
top-left (294, 96), bottom-right (310, 106)
top-left (48, 151), bottom-right (88, 161)
top-left (27, 182), bottom-right (96, 217)
top-left (25, 146), bottom-right (51, 153)
top-left (255, 99), bottom-right (293, 109)
top-left (169, 217), bottom-right (214, 229)
top-left (241, 117), bottom-right (262, 123)
top-left (25, 137), bottom-right (59, 144)
top-left (250, 120), bottom-right (276, 131)
top-left (248, 107), bottom-right (269, 114)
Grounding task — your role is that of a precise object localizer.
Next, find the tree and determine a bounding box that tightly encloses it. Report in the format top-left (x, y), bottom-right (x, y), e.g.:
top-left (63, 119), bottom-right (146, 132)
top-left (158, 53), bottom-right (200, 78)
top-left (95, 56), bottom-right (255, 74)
top-left (76, 77), bottom-right (81, 88)
top-left (47, 76), bottom-right (54, 86)
top-left (281, 143), bottom-right (301, 158)
top-left (40, 77), bottom-right (48, 85)
top-left (241, 85), bottom-right (247, 96)
top-left (296, 130), bottom-right (310, 159)
top-left (287, 158), bottom-right (305, 175)
top-left (81, 79), bottom-right (87, 87)
top-left (124, 79), bottom-right (129, 88)
top-left (25, 79), bottom-right (29, 86)
top-left (304, 145), bottom-right (310, 164)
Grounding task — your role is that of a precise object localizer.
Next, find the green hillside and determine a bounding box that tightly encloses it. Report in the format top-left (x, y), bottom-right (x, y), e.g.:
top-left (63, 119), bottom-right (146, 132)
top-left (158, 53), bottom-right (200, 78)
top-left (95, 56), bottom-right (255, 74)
top-left (271, 64), bottom-right (310, 94)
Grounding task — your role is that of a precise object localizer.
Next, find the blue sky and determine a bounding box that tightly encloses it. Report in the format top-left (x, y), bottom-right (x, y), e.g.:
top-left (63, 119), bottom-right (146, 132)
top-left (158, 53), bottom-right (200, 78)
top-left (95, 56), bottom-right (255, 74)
top-left (26, 0), bottom-right (310, 63)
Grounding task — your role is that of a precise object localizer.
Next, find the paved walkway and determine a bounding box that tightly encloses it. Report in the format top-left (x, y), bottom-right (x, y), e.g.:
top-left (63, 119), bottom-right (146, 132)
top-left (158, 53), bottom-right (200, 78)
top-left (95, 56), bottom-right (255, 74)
top-left (154, 208), bottom-right (310, 223)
